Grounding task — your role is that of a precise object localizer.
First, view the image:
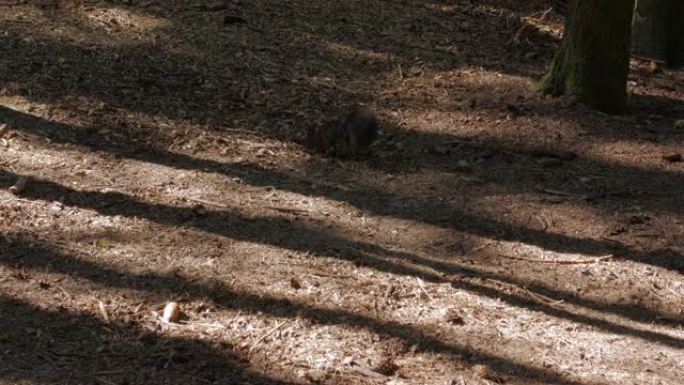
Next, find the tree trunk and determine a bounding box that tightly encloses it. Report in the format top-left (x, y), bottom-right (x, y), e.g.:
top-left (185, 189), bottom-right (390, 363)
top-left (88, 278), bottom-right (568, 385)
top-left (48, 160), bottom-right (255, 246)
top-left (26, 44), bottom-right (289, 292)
top-left (538, 0), bottom-right (635, 113)
top-left (632, 0), bottom-right (684, 66)
top-left (632, 0), bottom-right (664, 60)
top-left (663, 1), bottom-right (684, 66)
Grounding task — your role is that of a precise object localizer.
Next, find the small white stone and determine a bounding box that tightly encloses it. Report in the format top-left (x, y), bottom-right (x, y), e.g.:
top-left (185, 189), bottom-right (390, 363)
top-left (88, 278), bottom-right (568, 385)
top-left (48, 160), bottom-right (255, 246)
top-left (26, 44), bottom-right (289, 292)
top-left (162, 302), bottom-right (181, 323)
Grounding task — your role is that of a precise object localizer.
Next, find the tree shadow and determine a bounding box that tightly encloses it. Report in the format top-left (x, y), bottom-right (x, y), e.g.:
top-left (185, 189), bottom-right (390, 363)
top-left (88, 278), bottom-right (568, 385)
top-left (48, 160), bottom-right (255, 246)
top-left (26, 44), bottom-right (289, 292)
top-left (0, 232), bottom-right (624, 385)
top-left (0, 0), bottom-right (559, 129)
top-left (5, 1), bottom-right (680, 240)
top-left (0, 169), bottom-right (682, 350)
top-left (0, 3), bottom-right (682, 382)
top-left (1, 105), bottom-right (682, 274)
top-left (0, 295), bottom-right (295, 385)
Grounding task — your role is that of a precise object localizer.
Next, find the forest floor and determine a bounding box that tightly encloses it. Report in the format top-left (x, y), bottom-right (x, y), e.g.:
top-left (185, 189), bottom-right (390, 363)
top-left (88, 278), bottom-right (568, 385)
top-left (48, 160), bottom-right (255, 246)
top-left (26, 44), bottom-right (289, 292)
top-left (0, 1), bottom-right (683, 384)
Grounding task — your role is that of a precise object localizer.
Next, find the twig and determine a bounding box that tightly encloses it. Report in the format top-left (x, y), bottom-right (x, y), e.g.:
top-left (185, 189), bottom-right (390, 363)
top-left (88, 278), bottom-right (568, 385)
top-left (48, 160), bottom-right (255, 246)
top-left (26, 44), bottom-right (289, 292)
top-left (0, 1), bottom-right (25, 7)
top-left (98, 301), bottom-right (110, 323)
top-left (306, 273), bottom-right (354, 280)
top-left (95, 377), bottom-right (117, 385)
top-left (310, 78), bottom-right (364, 96)
top-left (416, 277), bottom-right (434, 302)
top-left (506, 284), bottom-right (565, 305)
top-left (443, 138), bottom-right (482, 145)
top-left (216, 127), bottom-right (275, 138)
top-left (97, 199), bottom-right (129, 208)
top-left (535, 187), bottom-right (640, 202)
top-left (0, 197), bottom-right (36, 204)
top-left (631, 54), bottom-right (666, 64)
top-left (499, 254), bottom-right (613, 265)
top-left (471, 240), bottom-right (498, 252)
top-left (248, 320), bottom-right (288, 354)
top-left (512, 22), bottom-right (528, 43)
top-left (352, 365), bottom-right (388, 379)
top-left (56, 285), bottom-right (74, 300)
top-left (523, 7), bottom-right (554, 20)
top-left (536, 7), bottom-right (553, 21)
top-left (0, 158), bottom-right (17, 167)
top-left (266, 206), bottom-right (310, 215)
top-left (513, 8), bottom-right (553, 43)
top-left (306, 178), bottom-right (352, 192)
top-left (533, 187), bottom-right (582, 198)
top-left (93, 370), bottom-right (126, 376)
top-left (180, 321), bottom-right (227, 329)
top-left (187, 197), bottom-right (230, 209)
top-left (46, 349), bottom-right (89, 357)
top-left (532, 215), bottom-right (548, 231)
top-left (583, 189), bottom-right (637, 201)
top-left (36, 351), bottom-right (58, 369)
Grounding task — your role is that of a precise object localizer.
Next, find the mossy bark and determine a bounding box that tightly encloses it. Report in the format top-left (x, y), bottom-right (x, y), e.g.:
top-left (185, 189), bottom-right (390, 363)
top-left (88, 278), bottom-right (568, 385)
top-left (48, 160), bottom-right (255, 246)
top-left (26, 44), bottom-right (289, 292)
top-left (538, 0), bottom-right (635, 114)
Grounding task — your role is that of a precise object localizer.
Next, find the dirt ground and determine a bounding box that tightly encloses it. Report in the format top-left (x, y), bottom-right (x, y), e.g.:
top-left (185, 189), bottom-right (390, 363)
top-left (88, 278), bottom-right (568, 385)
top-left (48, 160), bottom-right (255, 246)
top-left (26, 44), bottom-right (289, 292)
top-left (0, 1), bottom-right (683, 384)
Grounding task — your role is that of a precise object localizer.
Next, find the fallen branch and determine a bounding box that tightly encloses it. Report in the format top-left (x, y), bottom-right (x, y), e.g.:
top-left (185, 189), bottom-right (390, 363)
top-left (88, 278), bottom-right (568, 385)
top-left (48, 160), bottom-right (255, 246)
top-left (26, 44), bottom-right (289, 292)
top-left (499, 254), bottom-right (614, 265)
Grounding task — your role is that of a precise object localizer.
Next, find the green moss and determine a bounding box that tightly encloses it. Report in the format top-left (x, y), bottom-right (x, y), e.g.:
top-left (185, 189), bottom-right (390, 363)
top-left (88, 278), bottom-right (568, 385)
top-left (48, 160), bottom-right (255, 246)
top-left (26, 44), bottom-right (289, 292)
top-left (539, 0), bottom-right (635, 114)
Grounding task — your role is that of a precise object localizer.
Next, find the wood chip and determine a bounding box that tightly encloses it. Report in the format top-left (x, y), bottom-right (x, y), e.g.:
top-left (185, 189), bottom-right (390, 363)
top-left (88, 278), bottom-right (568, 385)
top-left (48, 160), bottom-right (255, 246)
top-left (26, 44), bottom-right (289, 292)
top-left (98, 301), bottom-right (110, 323)
top-left (472, 364), bottom-right (494, 380)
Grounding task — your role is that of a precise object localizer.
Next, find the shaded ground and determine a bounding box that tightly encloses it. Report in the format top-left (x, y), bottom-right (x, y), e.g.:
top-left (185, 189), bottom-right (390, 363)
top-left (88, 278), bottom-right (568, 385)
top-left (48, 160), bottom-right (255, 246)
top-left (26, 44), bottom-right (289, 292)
top-left (0, 1), bottom-right (683, 384)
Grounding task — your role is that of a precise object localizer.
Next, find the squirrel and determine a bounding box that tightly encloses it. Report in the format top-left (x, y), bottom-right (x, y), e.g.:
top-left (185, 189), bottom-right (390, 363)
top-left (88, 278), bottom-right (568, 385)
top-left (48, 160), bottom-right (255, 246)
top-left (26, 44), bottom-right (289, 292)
top-left (306, 106), bottom-right (378, 157)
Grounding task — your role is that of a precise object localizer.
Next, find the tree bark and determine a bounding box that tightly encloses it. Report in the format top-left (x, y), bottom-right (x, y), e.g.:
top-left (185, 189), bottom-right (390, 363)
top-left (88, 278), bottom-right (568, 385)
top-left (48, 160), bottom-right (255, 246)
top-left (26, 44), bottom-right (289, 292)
top-left (632, 0), bottom-right (684, 66)
top-left (663, 1), bottom-right (684, 66)
top-left (538, 0), bottom-right (635, 113)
